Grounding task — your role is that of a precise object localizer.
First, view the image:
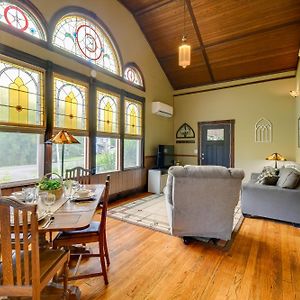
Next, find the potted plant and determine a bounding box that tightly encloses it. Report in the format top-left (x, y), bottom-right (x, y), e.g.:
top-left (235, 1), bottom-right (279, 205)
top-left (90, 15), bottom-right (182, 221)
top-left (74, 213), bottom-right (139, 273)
top-left (38, 173), bottom-right (63, 200)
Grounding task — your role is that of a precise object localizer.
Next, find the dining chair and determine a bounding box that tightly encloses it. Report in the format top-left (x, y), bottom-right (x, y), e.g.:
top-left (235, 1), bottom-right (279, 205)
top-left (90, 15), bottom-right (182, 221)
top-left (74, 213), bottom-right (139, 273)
top-left (0, 197), bottom-right (69, 300)
top-left (65, 166), bottom-right (92, 184)
top-left (53, 175), bottom-right (110, 284)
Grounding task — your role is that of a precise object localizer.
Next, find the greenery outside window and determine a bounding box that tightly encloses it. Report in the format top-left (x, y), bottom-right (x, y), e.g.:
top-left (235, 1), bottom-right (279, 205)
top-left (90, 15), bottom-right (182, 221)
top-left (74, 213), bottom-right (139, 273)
top-left (52, 136), bottom-right (88, 175)
top-left (0, 132), bottom-right (44, 184)
top-left (96, 137), bottom-right (119, 173)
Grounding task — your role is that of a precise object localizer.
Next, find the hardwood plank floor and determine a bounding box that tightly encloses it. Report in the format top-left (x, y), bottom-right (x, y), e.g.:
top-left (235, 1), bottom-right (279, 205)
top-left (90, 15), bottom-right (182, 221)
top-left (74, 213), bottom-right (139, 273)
top-left (72, 194), bottom-right (300, 300)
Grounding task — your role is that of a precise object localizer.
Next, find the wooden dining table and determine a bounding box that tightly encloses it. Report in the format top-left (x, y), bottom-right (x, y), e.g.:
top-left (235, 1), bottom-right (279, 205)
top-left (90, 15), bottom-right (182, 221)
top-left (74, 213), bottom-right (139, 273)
top-left (38, 184), bottom-right (105, 300)
top-left (38, 184), bottom-right (105, 233)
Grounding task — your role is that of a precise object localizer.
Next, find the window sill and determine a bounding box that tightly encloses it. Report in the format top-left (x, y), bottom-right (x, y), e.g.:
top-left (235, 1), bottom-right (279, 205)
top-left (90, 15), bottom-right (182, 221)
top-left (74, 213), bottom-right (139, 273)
top-left (1, 179), bottom-right (39, 189)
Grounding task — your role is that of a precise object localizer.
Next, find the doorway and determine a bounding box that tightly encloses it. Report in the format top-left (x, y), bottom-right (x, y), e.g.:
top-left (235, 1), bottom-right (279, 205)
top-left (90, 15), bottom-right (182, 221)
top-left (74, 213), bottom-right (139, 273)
top-left (198, 120), bottom-right (235, 168)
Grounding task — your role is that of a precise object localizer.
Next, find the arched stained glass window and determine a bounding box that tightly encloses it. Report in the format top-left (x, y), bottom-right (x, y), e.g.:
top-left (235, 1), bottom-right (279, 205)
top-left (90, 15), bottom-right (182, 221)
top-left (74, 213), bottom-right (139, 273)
top-left (125, 99), bottom-right (142, 136)
top-left (54, 76), bottom-right (87, 131)
top-left (52, 15), bottom-right (121, 75)
top-left (0, 59), bottom-right (44, 127)
top-left (97, 89), bottom-right (119, 134)
top-left (124, 65), bottom-right (143, 87)
top-left (0, 1), bottom-right (46, 40)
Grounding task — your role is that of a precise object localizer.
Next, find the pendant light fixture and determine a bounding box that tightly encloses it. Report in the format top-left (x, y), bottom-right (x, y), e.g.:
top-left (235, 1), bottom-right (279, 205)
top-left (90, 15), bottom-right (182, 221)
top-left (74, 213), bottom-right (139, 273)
top-left (178, 0), bottom-right (191, 68)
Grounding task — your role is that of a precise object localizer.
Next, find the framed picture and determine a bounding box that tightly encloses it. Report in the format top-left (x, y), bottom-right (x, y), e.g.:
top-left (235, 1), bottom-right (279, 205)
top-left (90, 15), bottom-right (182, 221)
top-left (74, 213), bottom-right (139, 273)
top-left (298, 118), bottom-right (300, 148)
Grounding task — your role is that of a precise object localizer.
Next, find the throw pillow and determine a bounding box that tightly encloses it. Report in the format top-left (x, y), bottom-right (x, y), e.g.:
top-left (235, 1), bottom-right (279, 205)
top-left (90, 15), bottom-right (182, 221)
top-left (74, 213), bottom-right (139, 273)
top-left (256, 166), bottom-right (277, 184)
top-left (263, 175), bottom-right (279, 186)
top-left (277, 168), bottom-right (300, 189)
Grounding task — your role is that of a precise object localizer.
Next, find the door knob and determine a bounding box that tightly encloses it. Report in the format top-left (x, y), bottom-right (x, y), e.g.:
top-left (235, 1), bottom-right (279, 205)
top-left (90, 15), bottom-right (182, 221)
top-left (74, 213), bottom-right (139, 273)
top-left (201, 153), bottom-right (205, 160)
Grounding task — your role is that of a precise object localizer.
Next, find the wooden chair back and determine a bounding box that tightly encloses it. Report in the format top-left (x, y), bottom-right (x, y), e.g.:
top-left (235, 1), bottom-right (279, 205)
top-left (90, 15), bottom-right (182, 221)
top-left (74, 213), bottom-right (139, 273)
top-left (65, 166), bottom-right (92, 184)
top-left (99, 175), bottom-right (110, 237)
top-left (0, 197), bottom-right (40, 297)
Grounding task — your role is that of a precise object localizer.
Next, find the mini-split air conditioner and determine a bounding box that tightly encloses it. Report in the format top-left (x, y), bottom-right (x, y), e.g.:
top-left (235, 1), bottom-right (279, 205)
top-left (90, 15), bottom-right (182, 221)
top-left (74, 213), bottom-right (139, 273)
top-left (152, 101), bottom-right (173, 118)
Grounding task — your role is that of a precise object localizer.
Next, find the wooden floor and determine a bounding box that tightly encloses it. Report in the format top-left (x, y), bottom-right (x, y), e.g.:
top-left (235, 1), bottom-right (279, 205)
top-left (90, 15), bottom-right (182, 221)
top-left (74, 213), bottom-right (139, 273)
top-left (71, 193), bottom-right (300, 300)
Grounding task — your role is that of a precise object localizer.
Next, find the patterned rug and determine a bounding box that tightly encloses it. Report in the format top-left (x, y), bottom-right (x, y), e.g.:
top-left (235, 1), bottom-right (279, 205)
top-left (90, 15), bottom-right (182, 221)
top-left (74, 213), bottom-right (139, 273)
top-left (108, 194), bottom-right (243, 245)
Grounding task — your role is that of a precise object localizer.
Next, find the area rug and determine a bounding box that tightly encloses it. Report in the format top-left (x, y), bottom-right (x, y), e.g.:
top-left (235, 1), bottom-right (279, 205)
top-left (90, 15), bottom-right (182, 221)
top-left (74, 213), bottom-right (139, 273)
top-left (108, 194), bottom-right (243, 246)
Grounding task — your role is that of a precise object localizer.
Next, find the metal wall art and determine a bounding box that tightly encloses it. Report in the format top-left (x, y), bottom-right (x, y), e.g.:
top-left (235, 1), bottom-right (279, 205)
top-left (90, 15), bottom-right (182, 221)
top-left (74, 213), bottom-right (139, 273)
top-left (255, 118), bottom-right (272, 143)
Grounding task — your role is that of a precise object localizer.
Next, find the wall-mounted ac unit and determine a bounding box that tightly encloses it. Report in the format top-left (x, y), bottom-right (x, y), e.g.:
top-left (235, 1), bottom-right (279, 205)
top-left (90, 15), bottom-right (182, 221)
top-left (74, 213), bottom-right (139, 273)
top-left (152, 101), bottom-right (173, 118)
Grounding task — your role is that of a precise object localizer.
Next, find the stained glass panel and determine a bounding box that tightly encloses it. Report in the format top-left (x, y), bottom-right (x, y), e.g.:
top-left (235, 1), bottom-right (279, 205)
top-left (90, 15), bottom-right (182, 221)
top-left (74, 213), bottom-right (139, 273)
top-left (124, 66), bottom-right (143, 87)
top-left (0, 59), bottom-right (44, 127)
top-left (97, 89), bottom-right (119, 134)
top-left (0, 1), bottom-right (46, 40)
top-left (52, 15), bottom-right (121, 75)
top-left (54, 77), bottom-right (87, 131)
top-left (125, 99), bottom-right (142, 136)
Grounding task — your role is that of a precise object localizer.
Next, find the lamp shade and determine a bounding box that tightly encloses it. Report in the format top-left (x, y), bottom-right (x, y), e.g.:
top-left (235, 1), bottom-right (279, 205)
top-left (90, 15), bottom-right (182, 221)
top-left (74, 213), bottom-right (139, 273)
top-left (179, 40), bottom-right (191, 68)
top-left (265, 152), bottom-right (286, 161)
top-left (48, 130), bottom-right (80, 145)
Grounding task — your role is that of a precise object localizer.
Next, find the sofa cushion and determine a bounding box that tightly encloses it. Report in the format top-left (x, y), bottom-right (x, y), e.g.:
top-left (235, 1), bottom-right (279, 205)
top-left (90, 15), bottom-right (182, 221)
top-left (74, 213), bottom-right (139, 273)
top-left (277, 168), bottom-right (300, 189)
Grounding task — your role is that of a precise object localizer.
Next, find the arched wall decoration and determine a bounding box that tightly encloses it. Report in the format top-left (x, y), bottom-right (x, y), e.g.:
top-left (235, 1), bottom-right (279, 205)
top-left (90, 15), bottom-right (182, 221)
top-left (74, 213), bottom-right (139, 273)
top-left (51, 8), bottom-right (122, 76)
top-left (176, 123), bottom-right (195, 139)
top-left (0, 0), bottom-right (47, 40)
top-left (255, 118), bottom-right (272, 143)
top-left (123, 63), bottom-right (144, 88)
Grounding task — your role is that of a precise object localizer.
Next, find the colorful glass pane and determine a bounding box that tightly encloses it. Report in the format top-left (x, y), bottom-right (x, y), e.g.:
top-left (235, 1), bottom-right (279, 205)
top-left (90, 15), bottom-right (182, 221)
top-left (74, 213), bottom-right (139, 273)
top-left (53, 15), bottom-right (121, 75)
top-left (0, 59), bottom-right (44, 127)
top-left (124, 66), bottom-right (143, 87)
top-left (97, 89), bottom-right (119, 134)
top-left (125, 99), bottom-right (142, 136)
top-left (54, 77), bottom-right (87, 131)
top-left (0, 1), bottom-right (46, 40)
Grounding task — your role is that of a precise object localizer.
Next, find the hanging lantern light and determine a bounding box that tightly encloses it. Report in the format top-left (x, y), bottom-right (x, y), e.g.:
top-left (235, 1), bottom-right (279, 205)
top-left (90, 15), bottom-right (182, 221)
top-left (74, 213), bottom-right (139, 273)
top-left (179, 36), bottom-right (191, 68)
top-left (178, 0), bottom-right (191, 68)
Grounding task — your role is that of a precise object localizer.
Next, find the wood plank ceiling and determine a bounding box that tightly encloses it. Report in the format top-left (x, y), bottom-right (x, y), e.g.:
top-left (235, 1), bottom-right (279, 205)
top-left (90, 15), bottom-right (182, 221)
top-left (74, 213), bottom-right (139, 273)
top-left (118, 0), bottom-right (300, 90)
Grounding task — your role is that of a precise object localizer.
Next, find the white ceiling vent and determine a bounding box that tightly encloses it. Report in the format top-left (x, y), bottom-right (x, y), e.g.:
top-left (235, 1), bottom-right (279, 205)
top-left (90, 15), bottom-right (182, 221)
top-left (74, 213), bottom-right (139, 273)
top-left (152, 102), bottom-right (173, 118)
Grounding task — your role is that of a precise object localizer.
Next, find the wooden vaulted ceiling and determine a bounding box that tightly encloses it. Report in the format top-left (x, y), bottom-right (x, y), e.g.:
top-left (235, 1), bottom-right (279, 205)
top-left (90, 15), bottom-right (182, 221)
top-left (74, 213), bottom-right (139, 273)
top-left (119, 0), bottom-right (300, 90)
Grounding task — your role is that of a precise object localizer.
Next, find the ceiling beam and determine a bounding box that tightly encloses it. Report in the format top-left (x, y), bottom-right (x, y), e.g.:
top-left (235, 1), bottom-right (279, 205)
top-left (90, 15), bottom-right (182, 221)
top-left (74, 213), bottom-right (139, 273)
top-left (185, 0), bottom-right (215, 82)
top-left (135, 0), bottom-right (176, 16)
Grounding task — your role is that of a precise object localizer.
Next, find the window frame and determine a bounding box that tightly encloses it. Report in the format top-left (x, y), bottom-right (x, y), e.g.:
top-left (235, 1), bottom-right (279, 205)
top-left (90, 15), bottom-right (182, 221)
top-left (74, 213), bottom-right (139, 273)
top-left (0, 43), bottom-right (145, 185)
top-left (0, 5), bottom-right (146, 91)
top-left (49, 7), bottom-right (123, 78)
top-left (123, 62), bottom-right (145, 91)
top-left (0, 0), bottom-right (48, 45)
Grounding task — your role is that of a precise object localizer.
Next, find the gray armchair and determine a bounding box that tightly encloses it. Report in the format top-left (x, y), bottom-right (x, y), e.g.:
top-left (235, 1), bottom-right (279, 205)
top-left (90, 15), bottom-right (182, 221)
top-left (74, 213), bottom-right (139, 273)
top-left (164, 165), bottom-right (245, 241)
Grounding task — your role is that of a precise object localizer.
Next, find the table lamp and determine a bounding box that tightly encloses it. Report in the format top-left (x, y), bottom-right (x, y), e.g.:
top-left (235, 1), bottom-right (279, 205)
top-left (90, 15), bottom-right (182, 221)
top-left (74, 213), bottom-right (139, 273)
top-left (265, 152), bottom-right (286, 169)
top-left (47, 130), bottom-right (80, 177)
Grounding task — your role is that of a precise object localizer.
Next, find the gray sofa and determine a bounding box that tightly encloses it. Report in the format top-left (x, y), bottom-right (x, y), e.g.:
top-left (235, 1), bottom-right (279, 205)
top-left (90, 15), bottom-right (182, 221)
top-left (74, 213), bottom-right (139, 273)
top-left (241, 173), bottom-right (300, 224)
top-left (164, 165), bottom-right (245, 241)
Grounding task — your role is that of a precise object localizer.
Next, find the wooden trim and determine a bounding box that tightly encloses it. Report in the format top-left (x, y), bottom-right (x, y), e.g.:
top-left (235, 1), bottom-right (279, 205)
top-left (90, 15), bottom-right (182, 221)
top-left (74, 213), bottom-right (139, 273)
top-left (198, 120), bottom-right (235, 167)
top-left (185, 0), bottom-right (215, 82)
top-left (174, 154), bottom-right (197, 157)
top-left (174, 72), bottom-right (295, 96)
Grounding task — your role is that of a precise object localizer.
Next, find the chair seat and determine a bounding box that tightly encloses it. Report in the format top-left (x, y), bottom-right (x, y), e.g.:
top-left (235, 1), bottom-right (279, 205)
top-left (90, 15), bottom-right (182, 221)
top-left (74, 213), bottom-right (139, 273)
top-left (0, 248), bottom-right (68, 283)
top-left (54, 221), bottom-right (100, 244)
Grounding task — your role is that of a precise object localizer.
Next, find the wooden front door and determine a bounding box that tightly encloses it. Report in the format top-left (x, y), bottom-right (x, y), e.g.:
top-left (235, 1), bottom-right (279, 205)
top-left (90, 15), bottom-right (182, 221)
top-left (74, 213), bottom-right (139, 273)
top-left (198, 120), bottom-right (235, 168)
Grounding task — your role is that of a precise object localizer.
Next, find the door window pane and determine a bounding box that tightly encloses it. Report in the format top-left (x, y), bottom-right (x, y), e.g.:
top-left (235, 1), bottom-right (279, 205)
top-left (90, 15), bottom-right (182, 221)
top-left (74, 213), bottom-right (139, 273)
top-left (96, 137), bottom-right (119, 173)
top-left (0, 132), bottom-right (43, 183)
top-left (207, 129), bottom-right (224, 141)
top-left (124, 139), bottom-right (141, 169)
top-left (52, 136), bottom-right (87, 175)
